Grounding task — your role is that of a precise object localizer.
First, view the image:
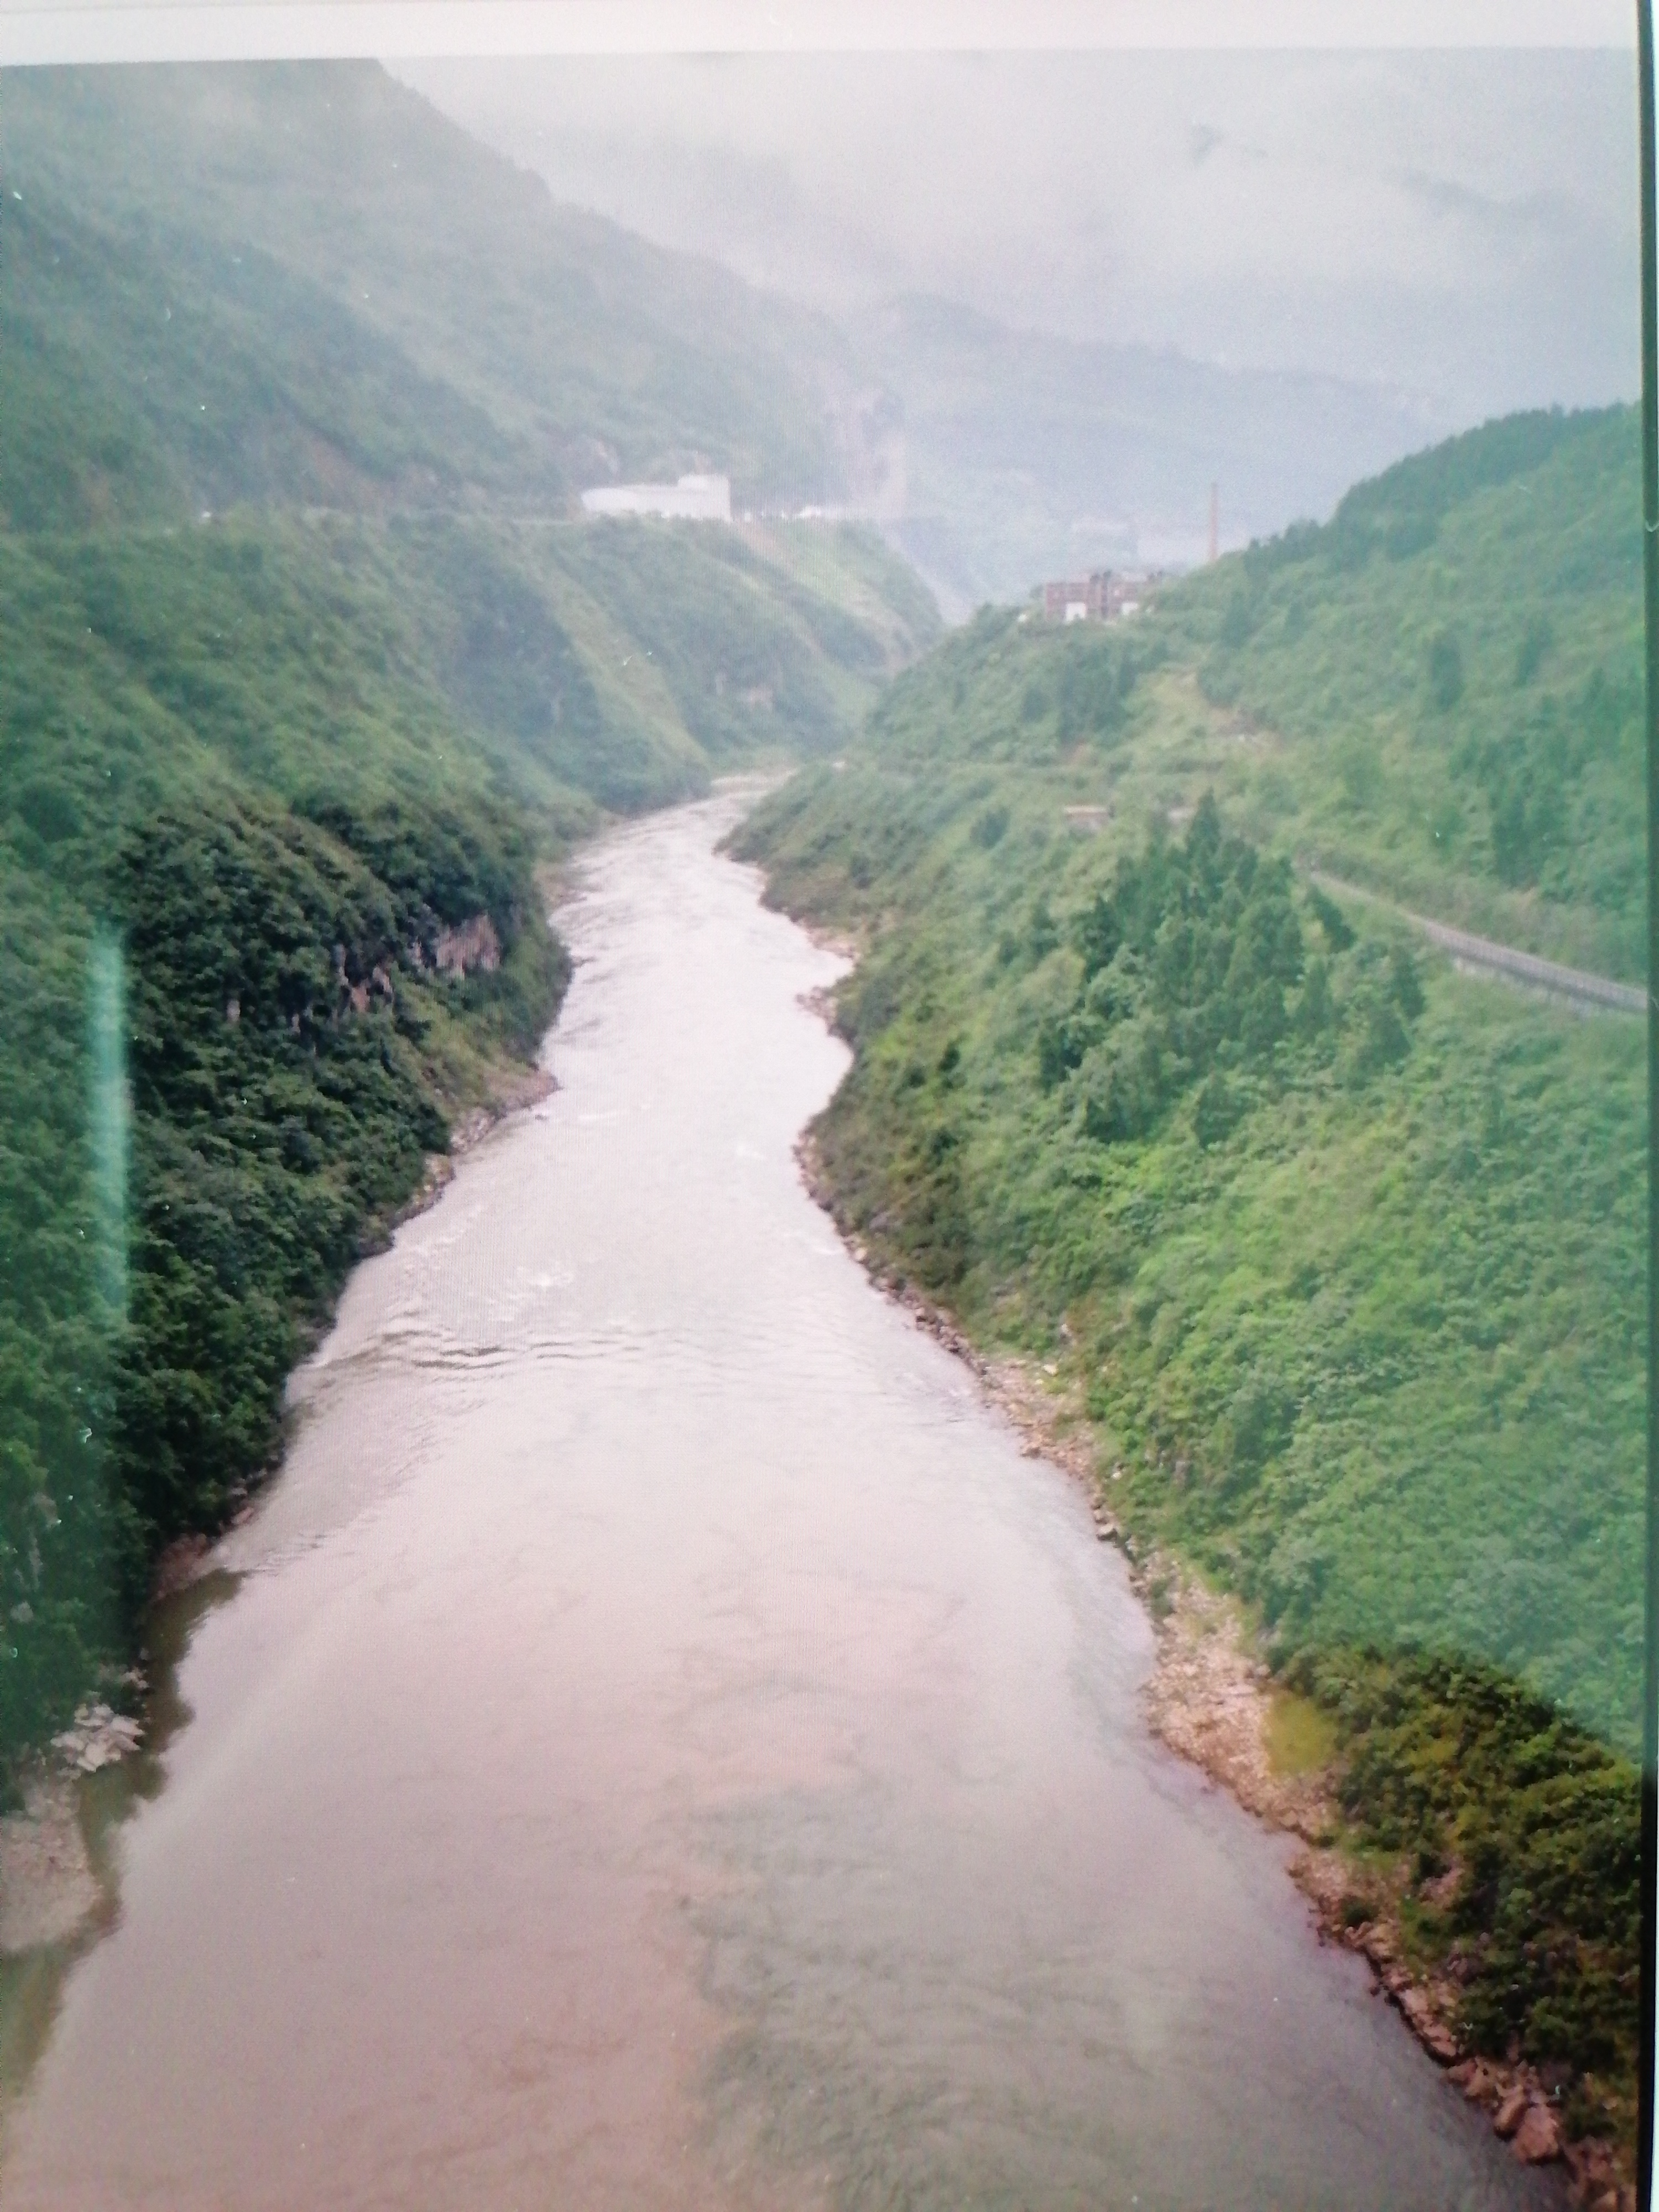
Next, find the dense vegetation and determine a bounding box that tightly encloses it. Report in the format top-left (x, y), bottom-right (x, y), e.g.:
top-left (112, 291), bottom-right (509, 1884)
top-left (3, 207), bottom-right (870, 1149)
top-left (0, 503), bottom-right (572, 1759)
top-left (737, 406), bottom-right (1646, 2145)
top-left (1290, 1648), bottom-right (1639, 2141)
top-left (2, 758), bottom-right (562, 1757)
top-left (1160, 405), bottom-right (1643, 975)
top-left (0, 64), bottom-right (937, 1785)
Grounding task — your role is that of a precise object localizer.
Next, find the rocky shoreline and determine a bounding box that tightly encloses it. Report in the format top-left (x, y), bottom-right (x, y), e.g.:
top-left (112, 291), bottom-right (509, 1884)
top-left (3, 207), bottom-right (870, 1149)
top-left (394, 1061), bottom-right (557, 1227)
top-left (794, 1126), bottom-right (1629, 2212)
top-left (0, 1057), bottom-right (560, 1980)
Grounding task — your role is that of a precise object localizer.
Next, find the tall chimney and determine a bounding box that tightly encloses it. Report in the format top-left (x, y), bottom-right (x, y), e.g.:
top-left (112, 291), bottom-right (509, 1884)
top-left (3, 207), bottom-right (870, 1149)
top-left (1208, 482), bottom-right (1219, 565)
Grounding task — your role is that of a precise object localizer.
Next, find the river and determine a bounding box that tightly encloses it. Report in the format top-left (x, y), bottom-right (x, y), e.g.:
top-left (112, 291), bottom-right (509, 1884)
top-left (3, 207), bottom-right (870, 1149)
top-left (0, 793), bottom-right (1558, 2210)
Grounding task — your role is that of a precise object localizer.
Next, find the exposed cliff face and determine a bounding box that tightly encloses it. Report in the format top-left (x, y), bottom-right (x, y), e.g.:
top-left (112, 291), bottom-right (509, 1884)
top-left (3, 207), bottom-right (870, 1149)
top-left (433, 913), bottom-right (502, 977)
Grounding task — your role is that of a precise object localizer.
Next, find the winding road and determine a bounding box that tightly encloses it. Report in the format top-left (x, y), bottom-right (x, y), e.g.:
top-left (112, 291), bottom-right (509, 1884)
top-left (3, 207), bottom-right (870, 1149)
top-left (1309, 870), bottom-right (1646, 1016)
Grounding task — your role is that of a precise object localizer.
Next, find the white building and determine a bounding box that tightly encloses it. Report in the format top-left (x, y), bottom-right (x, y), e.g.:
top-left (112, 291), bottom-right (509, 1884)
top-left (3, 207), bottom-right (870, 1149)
top-left (580, 472), bottom-right (732, 522)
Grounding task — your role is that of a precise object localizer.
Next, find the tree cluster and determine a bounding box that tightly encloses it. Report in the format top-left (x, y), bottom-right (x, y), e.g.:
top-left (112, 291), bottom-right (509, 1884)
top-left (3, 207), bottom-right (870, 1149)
top-left (1036, 797), bottom-right (1421, 1146)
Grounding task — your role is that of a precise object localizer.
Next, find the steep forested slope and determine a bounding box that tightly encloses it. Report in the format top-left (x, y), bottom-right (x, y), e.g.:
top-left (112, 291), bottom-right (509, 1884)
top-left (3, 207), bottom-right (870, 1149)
top-left (737, 408), bottom-right (1646, 2155)
top-left (0, 515), bottom-right (571, 1762)
top-left (1161, 406), bottom-right (1642, 974)
top-left (0, 61), bottom-right (854, 518)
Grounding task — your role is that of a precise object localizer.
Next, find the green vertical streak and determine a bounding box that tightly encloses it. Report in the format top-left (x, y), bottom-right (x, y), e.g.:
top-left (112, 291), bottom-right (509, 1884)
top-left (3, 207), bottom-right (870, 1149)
top-left (88, 930), bottom-right (128, 1326)
top-left (1638, 3), bottom-right (1659, 2203)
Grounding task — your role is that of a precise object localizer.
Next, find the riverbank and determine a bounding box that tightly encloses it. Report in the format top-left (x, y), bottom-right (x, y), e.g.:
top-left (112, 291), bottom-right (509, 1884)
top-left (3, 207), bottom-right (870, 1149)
top-left (794, 1123), bottom-right (1626, 2210)
top-left (0, 794), bottom-right (1577, 2211)
top-left (0, 1044), bottom-right (562, 1985)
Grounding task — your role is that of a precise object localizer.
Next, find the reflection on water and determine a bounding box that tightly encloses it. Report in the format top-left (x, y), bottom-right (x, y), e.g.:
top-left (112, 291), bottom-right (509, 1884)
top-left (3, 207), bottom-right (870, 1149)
top-left (0, 796), bottom-right (1561, 2209)
top-left (0, 1572), bottom-right (236, 2117)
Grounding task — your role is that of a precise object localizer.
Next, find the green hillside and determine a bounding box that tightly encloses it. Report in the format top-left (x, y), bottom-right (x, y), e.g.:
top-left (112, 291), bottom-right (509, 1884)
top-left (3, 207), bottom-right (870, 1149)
top-left (0, 61), bottom-right (855, 519)
top-left (736, 407), bottom-right (1646, 2150)
top-left (1159, 405), bottom-right (1642, 975)
top-left (0, 511), bottom-right (575, 1760)
top-left (0, 60), bottom-right (937, 1790)
top-left (0, 158), bottom-right (541, 533)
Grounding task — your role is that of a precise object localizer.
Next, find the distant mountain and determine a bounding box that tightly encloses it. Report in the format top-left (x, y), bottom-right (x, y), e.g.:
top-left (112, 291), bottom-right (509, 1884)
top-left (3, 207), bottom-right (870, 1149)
top-left (0, 58), bottom-right (940, 801)
top-left (847, 295), bottom-right (1443, 612)
top-left (0, 63), bottom-right (1464, 616)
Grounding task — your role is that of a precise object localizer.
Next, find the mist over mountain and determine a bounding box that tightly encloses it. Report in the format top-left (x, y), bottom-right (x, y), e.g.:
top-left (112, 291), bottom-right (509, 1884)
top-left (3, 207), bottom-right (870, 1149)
top-left (843, 296), bottom-right (1439, 607)
top-left (8, 51), bottom-right (1628, 606)
top-left (399, 46), bottom-right (1637, 602)
top-left (0, 61), bottom-right (856, 515)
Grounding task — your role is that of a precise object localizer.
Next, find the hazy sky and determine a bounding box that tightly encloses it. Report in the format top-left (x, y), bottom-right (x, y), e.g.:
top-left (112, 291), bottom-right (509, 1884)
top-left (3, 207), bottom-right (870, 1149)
top-left (0, 3), bottom-right (1637, 426)
top-left (397, 45), bottom-right (1639, 424)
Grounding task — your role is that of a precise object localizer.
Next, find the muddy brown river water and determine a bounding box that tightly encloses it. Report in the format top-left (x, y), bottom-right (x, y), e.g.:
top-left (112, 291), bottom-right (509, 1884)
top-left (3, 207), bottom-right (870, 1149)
top-left (0, 794), bottom-right (1560, 2210)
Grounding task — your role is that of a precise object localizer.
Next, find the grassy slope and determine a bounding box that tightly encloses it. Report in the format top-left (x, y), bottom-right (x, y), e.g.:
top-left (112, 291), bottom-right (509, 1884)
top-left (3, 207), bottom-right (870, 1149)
top-left (0, 156), bottom-right (540, 533)
top-left (0, 61), bottom-right (938, 1781)
top-left (0, 61), bottom-right (853, 514)
top-left (735, 408), bottom-right (1645, 2142)
top-left (528, 517), bottom-right (938, 766)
